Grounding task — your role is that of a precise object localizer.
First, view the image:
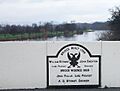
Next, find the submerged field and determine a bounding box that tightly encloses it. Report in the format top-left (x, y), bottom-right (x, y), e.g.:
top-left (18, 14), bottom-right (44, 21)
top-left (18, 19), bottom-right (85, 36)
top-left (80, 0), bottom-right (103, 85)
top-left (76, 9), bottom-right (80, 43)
top-left (0, 31), bottom-right (83, 41)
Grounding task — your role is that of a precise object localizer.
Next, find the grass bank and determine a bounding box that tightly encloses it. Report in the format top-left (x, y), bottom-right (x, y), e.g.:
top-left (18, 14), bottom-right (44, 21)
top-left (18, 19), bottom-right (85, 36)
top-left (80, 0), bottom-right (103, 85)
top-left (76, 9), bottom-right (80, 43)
top-left (0, 30), bottom-right (83, 41)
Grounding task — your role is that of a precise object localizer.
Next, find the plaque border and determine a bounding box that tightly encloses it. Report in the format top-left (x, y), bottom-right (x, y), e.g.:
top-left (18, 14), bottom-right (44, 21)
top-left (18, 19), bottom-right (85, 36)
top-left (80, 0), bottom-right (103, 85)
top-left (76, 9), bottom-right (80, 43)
top-left (47, 43), bottom-right (101, 88)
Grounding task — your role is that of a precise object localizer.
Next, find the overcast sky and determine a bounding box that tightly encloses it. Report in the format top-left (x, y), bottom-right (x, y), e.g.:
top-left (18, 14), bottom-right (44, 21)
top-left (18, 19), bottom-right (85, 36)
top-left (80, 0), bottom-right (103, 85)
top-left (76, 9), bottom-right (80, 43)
top-left (0, 0), bottom-right (120, 25)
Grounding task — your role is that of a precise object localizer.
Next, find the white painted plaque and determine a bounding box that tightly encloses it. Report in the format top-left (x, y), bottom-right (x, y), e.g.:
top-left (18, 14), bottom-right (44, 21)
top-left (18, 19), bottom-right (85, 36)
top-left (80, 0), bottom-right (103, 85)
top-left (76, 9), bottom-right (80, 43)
top-left (47, 44), bottom-right (101, 88)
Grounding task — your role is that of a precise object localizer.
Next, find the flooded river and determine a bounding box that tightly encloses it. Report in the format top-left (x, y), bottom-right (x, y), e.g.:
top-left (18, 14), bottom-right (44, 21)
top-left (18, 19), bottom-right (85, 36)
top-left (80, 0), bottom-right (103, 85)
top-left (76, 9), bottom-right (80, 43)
top-left (45, 30), bottom-right (108, 42)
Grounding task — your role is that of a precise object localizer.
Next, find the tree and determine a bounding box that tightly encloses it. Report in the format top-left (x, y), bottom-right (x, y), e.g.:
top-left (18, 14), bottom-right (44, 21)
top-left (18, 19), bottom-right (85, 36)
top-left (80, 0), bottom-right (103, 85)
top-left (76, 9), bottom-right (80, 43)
top-left (44, 22), bottom-right (53, 31)
top-left (63, 23), bottom-right (76, 31)
top-left (109, 6), bottom-right (120, 31)
top-left (98, 6), bottom-right (120, 41)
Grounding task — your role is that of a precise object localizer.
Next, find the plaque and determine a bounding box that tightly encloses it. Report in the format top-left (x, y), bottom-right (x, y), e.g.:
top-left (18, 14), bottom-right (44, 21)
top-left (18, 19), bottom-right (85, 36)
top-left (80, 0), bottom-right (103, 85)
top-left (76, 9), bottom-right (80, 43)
top-left (47, 44), bottom-right (101, 88)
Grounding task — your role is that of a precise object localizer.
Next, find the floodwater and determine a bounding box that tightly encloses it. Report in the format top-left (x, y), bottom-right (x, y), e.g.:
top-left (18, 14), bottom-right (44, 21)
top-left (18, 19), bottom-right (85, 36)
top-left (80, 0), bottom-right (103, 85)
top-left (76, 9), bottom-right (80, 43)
top-left (46, 30), bottom-right (107, 42)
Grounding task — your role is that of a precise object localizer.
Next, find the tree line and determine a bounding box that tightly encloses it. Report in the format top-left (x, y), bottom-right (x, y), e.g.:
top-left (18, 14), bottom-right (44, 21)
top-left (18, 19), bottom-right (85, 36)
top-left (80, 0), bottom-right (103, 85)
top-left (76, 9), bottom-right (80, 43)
top-left (0, 22), bottom-right (81, 35)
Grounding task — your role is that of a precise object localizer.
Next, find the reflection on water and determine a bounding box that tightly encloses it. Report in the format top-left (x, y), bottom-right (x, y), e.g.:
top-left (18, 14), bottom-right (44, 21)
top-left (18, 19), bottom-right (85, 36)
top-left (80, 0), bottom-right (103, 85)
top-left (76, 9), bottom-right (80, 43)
top-left (44, 30), bottom-right (107, 42)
